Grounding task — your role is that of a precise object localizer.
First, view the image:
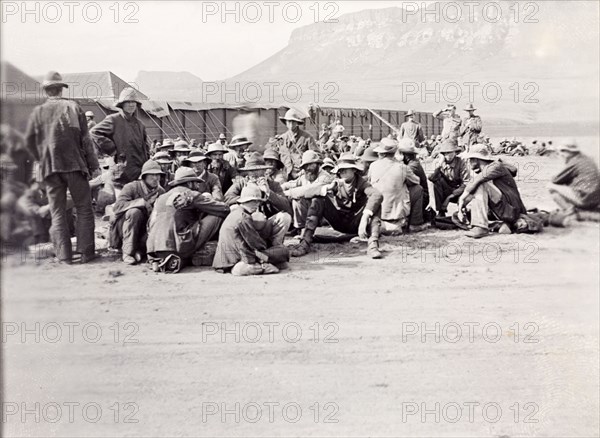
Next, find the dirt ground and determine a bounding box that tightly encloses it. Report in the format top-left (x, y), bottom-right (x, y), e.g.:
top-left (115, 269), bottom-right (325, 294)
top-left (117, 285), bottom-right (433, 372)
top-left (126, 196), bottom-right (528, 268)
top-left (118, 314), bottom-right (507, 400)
top-left (2, 152), bottom-right (599, 437)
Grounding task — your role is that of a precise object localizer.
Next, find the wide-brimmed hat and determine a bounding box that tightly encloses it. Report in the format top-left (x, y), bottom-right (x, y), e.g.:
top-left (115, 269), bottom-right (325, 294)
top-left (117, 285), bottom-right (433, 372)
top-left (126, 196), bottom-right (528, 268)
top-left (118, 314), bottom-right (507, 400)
top-left (360, 145), bottom-right (379, 163)
top-left (373, 137), bottom-right (398, 154)
top-left (85, 111), bottom-right (94, 117)
top-left (140, 160), bottom-right (165, 178)
top-left (116, 87), bottom-right (143, 108)
top-left (237, 184), bottom-right (266, 203)
top-left (169, 167), bottom-right (202, 187)
top-left (397, 138), bottom-right (418, 154)
top-left (158, 139), bottom-right (175, 149)
top-left (206, 143), bottom-right (228, 155)
top-left (300, 150), bottom-right (322, 168)
top-left (218, 133), bottom-right (227, 140)
top-left (229, 135), bottom-right (252, 148)
top-left (42, 71), bottom-right (68, 89)
top-left (279, 108), bottom-right (305, 124)
top-left (446, 103), bottom-right (456, 110)
top-left (153, 151), bottom-right (172, 164)
top-left (438, 140), bottom-right (461, 154)
top-left (333, 153), bottom-right (363, 173)
top-left (463, 144), bottom-right (495, 161)
top-left (556, 142), bottom-right (580, 154)
top-left (464, 103), bottom-right (477, 111)
top-left (321, 157), bottom-right (336, 169)
top-left (239, 152), bottom-right (271, 171)
top-left (405, 110), bottom-right (415, 118)
top-left (169, 140), bottom-right (192, 155)
top-left (183, 150), bottom-right (208, 164)
top-left (334, 161), bottom-right (363, 174)
top-left (263, 149), bottom-right (284, 166)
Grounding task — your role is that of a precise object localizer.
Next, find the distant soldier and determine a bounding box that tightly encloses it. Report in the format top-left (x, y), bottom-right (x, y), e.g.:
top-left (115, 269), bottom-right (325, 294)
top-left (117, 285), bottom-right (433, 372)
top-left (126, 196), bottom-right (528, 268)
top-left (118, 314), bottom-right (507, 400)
top-left (318, 123), bottom-right (330, 143)
top-left (399, 110), bottom-right (425, 145)
top-left (152, 151), bottom-right (175, 189)
top-left (216, 133), bottom-right (227, 146)
top-left (459, 103), bottom-right (483, 150)
top-left (85, 111), bottom-right (96, 130)
top-left (331, 119), bottom-right (345, 139)
top-left (433, 104), bottom-right (462, 142)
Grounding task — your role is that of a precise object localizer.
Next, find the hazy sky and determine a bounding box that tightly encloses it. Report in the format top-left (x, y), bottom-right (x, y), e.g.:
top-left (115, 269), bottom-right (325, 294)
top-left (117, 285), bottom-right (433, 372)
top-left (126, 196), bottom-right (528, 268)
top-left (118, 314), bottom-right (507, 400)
top-left (2, 1), bottom-right (405, 82)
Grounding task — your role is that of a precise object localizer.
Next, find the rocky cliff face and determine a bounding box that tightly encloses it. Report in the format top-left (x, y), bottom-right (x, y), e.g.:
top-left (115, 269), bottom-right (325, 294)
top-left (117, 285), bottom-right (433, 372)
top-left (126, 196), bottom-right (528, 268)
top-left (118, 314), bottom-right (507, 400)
top-left (230, 2), bottom-right (598, 122)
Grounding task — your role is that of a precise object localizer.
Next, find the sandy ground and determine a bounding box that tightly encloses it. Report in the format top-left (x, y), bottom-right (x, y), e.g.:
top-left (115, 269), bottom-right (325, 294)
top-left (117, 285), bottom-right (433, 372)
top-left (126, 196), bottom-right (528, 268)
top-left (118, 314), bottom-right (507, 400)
top-left (1, 153), bottom-right (599, 437)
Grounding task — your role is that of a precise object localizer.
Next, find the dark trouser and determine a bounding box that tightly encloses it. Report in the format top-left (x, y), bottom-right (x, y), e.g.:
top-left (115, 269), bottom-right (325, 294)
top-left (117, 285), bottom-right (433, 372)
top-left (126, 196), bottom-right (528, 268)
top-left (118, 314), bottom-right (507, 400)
top-left (181, 214), bottom-right (224, 259)
top-left (45, 171), bottom-right (95, 261)
top-left (28, 215), bottom-right (52, 244)
top-left (408, 185), bottom-right (424, 226)
top-left (110, 208), bottom-right (148, 256)
top-left (305, 197), bottom-right (380, 239)
top-left (432, 177), bottom-right (462, 213)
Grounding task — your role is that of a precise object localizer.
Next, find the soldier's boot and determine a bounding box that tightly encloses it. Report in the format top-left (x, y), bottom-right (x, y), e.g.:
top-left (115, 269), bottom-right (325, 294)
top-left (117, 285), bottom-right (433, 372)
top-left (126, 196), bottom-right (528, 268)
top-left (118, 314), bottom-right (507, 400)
top-left (367, 216), bottom-right (382, 259)
top-left (231, 261), bottom-right (280, 276)
top-left (367, 238), bottom-right (382, 259)
top-left (290, 216), bottom-right (317, 257)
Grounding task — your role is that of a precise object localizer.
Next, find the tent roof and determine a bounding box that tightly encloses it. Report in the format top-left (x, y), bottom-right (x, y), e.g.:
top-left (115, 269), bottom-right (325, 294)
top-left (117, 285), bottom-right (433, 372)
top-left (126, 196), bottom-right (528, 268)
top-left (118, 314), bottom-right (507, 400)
top-left (1, 61), bottom-right (43, 101)
top-left (49, 71), bottom-right (148, 101)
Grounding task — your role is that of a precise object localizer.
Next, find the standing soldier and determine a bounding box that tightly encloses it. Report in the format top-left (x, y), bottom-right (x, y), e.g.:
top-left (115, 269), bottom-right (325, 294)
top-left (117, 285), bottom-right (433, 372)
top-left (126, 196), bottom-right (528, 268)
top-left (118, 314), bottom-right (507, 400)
top-left (433, 104), bottom-right (462, 143)
top-left (24, 71), bottom-right (99, 263)
top-left (399, 110), bottom-right (425, 146)
top-left (460, 103), bottom-right (483, 151)
top-left (273, 109), bottom-right (319, 180)
top-left (91, 87), bottom-right (149, 185)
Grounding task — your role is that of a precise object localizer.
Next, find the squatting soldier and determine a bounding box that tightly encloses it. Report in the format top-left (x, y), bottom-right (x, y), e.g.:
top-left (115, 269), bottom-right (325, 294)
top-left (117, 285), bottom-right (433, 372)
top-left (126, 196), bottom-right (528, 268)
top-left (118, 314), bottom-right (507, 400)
top-left (110, 160), bottom-right (165, 265)
top-left (213, 184), bottom-right (290, 276)
top-left (428, 140), bottom-right (470, 218)
top-left (290, 154), bottom-right (384, 259)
